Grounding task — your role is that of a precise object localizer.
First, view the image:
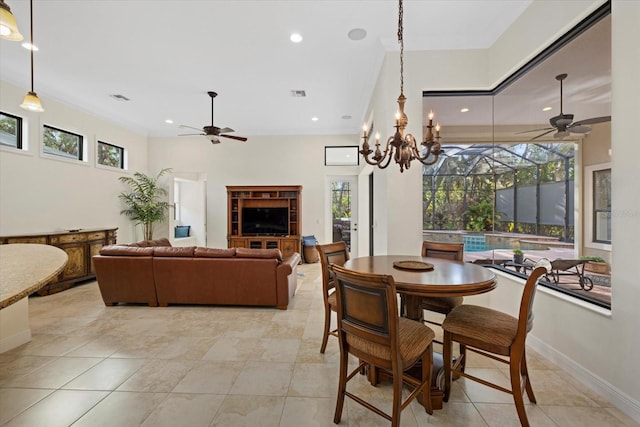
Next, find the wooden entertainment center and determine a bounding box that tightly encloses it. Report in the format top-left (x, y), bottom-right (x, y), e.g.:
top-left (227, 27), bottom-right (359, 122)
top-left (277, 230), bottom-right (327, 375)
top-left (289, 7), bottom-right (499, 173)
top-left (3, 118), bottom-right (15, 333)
top-left (226, 185), bottom-right (302, 258)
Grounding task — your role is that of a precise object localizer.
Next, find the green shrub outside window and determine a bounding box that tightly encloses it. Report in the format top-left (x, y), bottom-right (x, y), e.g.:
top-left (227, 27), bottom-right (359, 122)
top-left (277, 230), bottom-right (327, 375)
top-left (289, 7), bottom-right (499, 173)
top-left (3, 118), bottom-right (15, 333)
top-left (98, 141), bottom-right (124, 169)
top-left (43, 125), bottom-right (83, 160)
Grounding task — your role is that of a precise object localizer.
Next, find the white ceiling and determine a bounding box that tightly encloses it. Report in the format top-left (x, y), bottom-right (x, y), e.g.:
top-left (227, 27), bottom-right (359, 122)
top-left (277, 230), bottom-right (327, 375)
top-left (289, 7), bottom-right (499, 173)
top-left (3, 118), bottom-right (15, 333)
top-left (423, 13), bottom-right (611, 136)
top-left (0, 0), bottom-right (534, 138)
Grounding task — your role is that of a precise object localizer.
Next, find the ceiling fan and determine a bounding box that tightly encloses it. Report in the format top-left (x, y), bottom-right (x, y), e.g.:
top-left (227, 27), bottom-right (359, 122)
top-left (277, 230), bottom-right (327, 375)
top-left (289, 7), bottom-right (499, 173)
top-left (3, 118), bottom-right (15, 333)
top-left (179, 91), bottom-right (247, 144)
top-left (517, 73), bottom-right (611, 141)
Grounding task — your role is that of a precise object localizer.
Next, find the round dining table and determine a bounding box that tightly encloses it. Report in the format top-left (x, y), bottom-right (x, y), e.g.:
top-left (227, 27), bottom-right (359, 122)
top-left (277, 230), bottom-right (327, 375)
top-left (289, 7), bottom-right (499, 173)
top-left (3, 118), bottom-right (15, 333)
top-left (0, 244), bottom-right (68, 353)
top-left (343, 255), bottom-right (497, 320)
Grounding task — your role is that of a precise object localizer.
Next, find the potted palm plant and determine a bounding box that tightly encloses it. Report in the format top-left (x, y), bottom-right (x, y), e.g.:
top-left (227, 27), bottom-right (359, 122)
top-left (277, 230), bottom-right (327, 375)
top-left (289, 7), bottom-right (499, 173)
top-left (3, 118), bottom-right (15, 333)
top-left (119, 168), bottom-right (171, 240)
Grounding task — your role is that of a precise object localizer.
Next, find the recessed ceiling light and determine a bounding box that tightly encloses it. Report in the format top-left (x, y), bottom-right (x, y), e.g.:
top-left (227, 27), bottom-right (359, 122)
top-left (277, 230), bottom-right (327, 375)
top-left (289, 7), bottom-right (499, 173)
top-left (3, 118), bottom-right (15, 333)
top-left (290, 33), bottom-right (302, 43)
top-left (460, 107), bottom-right (469, 113)
top-left (347, 28), bottom-right (367, 41)
top-left (21, 42), bottom-right (38, 51)
top-left (341, 115), bottom-right (352, 120)
top-left (165, 119), bottom-right (173, 124)
top-left (311, 117), bottom-right (319, 122)
top-left (543, 106), bottom-right (553, 111)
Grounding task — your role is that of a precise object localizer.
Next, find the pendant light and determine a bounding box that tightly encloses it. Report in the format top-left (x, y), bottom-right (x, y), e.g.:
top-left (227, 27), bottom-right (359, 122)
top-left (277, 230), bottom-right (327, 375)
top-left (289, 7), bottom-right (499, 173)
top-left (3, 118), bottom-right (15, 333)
top-left (0, 0), bottom-right (23, 41)
top-left (20, 0), bottom-right (44, 112)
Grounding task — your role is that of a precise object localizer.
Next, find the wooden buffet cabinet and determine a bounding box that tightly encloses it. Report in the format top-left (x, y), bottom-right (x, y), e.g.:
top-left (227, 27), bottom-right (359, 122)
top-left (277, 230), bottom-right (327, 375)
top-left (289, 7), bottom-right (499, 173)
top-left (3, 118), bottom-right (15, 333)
top-left (227, 186), bottom-right (301, 258)
top-left (0, 228), bottom-right (117, 295)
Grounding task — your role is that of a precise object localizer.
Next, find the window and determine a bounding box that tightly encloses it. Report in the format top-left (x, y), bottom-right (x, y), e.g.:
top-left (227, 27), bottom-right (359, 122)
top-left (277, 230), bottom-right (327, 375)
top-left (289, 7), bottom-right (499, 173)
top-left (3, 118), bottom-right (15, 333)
top-left (0, 112), bottom-right (23, 149)
top-left (593, 168), bottom-right (611, 244)
top-left (97, 140), bottom-right (124, 169)
top-left (43, 125), bottom-right (83, 160)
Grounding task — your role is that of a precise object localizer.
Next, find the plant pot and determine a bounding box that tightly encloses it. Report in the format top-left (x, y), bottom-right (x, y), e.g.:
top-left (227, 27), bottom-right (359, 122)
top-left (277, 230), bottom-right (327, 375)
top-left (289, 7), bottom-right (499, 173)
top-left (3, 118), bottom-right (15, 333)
top-left (513, 254), bottom-right (524, 264)
top-left (584, 261), bottom-right (609, 274)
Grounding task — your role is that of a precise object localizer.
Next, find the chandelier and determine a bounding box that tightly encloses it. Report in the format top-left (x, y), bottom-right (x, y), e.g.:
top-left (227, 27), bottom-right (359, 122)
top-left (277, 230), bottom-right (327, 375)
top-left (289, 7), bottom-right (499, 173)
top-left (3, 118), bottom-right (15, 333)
top-left (360, 0), bottom-right (443, 173)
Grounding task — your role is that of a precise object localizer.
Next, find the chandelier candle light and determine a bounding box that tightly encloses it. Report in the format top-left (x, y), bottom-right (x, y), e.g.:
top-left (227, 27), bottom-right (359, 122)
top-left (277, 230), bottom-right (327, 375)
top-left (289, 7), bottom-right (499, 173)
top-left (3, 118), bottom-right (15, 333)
top-left (360, 0), bottom-right (443, 173)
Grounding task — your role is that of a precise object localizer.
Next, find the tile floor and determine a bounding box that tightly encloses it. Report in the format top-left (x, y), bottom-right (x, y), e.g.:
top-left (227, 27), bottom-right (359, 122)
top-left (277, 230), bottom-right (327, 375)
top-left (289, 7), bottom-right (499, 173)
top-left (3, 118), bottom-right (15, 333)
top-left (0, 263), bottom-right (636, 426)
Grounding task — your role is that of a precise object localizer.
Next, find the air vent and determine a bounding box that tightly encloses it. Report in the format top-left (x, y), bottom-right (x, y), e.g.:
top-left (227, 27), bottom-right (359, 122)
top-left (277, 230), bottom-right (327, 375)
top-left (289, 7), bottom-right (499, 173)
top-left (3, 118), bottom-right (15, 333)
top-left (109, 94), bottom-right (131, 101)
top-left (290, 90), bottom-right (306, 97)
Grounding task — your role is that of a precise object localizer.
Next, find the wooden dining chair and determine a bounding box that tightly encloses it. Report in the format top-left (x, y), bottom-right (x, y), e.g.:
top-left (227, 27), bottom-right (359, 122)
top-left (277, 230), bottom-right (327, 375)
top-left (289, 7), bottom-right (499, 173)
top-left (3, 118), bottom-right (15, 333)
top-left (330, 264), bottom-right (435, 426)
top-left (416, 241), bottom-right (465, 327)
top-left (442, 259), bottom-right (551, 427)
top-left (316, 241), bottom-right (350, 353)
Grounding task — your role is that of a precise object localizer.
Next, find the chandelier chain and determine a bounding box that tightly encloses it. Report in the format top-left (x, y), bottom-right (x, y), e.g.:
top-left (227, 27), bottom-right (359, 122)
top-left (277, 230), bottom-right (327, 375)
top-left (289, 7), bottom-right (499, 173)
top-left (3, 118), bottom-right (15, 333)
top-left (398, 0), bottom-right (404, 95)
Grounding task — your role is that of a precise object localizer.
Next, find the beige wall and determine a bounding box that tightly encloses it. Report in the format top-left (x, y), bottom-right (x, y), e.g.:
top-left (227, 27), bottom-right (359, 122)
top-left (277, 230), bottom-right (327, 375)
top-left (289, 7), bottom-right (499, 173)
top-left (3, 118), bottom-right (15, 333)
top-left (147, 134), bottom-right (360, 250)
top-left (0, 81), bottom-right (149, 244)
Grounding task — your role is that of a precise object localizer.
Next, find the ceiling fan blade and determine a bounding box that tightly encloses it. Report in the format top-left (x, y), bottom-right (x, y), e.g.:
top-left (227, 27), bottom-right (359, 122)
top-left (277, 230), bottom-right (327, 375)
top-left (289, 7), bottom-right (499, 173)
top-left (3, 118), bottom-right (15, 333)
top-left (221, 134), bottom-right (248, 142)
top-left (218, 127), bottom-right (234, 134)
top-left (210, 137), bottom-right (221, 144)
top-left (573, 115), bottom-right (611, 126)
top-left (178, 133), bottom-right (205, 136)
top-left (179, 125), bottom-right (204, 132)
top-left (516, 127), bottom-right (554, 135)
top-left (529, 129), bottom-right (555, 141)
top-left (568, 125), bottom-right (591, 134)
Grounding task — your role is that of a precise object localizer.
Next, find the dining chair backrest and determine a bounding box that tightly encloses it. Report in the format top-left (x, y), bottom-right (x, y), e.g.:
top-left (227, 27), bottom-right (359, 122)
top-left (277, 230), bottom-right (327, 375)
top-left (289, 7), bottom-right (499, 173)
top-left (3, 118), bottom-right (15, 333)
top-left (317, 241), bottom-right (350, 294)
top-left (330, 264), bottom-right (400, 369)
top-left (421, 241), bottom-right (464, 261)
top-left (518, 259), bottom-right (552, 340)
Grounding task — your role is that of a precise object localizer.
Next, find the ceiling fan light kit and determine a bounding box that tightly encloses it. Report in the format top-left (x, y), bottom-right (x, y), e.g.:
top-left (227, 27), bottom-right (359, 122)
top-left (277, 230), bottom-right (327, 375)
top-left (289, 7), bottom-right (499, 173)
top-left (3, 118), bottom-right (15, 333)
top-left (0, 0), bottom-right (23, 41)
top-left (517, 73), bottom-right (610, 141)
top-left (359, 0), bottom-right (443, 173)
top-left (178, 91), bottom-right (247, 144)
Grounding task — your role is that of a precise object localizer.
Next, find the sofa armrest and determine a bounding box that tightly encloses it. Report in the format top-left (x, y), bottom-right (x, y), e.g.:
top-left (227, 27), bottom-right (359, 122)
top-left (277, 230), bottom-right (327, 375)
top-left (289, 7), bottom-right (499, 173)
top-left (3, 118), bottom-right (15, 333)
top-left (275, 252), bottom-right (301, 309)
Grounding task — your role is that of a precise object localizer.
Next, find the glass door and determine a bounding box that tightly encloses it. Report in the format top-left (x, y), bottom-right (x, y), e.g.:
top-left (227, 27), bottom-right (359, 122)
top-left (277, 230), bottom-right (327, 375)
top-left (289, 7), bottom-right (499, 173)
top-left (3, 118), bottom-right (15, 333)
top-left (328, 176), bottom-right (358, 254)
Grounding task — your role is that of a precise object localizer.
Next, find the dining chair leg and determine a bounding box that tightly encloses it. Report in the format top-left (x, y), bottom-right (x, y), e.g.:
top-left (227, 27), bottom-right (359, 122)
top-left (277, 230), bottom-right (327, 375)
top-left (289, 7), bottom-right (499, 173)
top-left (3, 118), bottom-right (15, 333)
top-left (333, 349), bottom-right (348, 423)
top-left (422, 344), bottom-right (434, 415)
top-left (510, 357), bottom-right (530, 427)
top-left (392, 366), bottom-right (403, 427)
top-left (458, 343), bottom-right (467, 373)
top-left (320, 308), bottom-right (332, 353)
top-left (521, 349), bottom-right (536, 403)
top-left (443, 331), bottom-right (453, 402)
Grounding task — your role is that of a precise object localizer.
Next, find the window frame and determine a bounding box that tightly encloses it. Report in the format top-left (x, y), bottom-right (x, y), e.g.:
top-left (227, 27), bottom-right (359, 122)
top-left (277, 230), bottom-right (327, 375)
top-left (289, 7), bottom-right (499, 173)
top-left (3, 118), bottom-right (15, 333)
top-left (0, 111), bottom-right (23, 150)
top-left (585, 162), bottom-right (612, 250)
top-left (96, 140), bottom-right (125, 169)
top-left (42, 124), bottom-right (85, 161)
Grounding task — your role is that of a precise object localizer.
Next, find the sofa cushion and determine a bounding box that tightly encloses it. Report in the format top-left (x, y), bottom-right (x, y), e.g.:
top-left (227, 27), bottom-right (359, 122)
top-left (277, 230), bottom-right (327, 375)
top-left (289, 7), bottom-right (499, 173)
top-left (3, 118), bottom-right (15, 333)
top-left (153, 246), bottom-right (196, 257)
top-left (129, 238), bottom-right (172, 247)
top-left (99, 246), bottom-right (155, 256)
top-left (194, 247), bottom-right (237, 258)
top-left (236, 247), bottom-right (282, 261)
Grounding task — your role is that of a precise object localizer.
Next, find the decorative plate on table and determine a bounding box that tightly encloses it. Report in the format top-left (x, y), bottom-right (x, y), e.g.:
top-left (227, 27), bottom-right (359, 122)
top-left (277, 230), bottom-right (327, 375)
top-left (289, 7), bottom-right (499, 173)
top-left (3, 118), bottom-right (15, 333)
top-left (392, 260), bottom-right (434, 271)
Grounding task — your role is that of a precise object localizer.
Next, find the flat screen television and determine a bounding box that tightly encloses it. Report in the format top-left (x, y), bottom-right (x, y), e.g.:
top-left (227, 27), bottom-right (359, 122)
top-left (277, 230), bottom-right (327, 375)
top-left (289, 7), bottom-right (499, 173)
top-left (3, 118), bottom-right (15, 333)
top-left (242, 207), bottom-right (289, 236)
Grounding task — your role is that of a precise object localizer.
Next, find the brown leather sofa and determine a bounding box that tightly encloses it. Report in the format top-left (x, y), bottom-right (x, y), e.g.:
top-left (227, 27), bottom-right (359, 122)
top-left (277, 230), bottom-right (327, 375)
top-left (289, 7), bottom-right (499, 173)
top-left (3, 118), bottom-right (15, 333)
top-left (93, 239), bottom-right (300, 309)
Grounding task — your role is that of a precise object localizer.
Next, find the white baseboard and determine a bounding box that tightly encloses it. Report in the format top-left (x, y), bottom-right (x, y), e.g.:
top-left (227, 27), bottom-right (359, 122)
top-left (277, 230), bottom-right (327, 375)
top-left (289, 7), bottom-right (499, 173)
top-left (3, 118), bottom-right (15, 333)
top-left (0, 329), bottom-right (31, 353)
top-left (528, 334), bottom-right (640, 423)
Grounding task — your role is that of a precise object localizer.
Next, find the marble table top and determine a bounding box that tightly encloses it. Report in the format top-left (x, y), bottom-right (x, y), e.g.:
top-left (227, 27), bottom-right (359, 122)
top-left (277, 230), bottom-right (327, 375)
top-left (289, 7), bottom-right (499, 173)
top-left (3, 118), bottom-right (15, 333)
top-left (0, 244), bottom-right (68, 309)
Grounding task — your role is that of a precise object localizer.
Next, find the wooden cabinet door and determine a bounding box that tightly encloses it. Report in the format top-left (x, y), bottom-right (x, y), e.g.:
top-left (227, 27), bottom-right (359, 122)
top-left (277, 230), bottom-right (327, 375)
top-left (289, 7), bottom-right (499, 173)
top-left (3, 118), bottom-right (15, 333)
top-left (281, 239), bottom-right (297, 258)
top-left (88, 241), bottom-right (104, 274)
top-left (59, 243), bottom-right (88, 280)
